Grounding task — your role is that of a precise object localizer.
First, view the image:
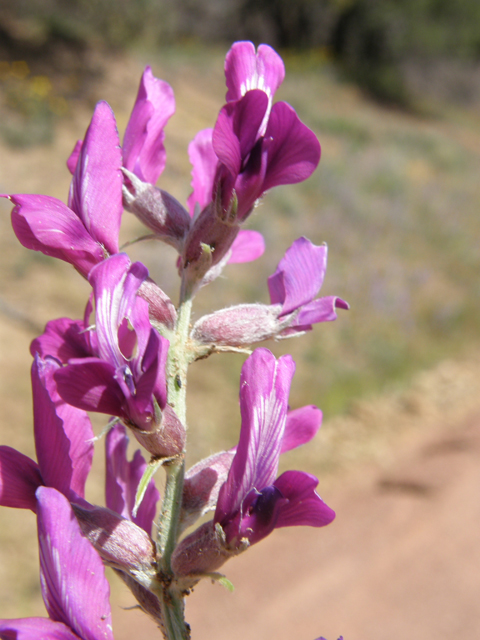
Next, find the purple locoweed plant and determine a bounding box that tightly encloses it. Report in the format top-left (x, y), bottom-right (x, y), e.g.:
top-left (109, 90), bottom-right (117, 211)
top-left (0, 42), bottom-right (347, 640)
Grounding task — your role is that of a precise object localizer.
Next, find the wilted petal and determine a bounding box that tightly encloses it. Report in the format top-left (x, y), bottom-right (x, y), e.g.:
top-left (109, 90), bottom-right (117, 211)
top-left (36, 487), bottom-right (113, 640)
top-left (281, 405), bottom-right (322, 454)
top-left (68, 101), bottom-right (123, 256)
top-left (0, 617), bottom-right (81, 640)
top-left (123, 66), bottom-right (175, 185)
top-left (0, 447), bottom-right (42, 511)
top-left (228, 230), bottom-right (265, 264)
top-left (263, 101), bottom-right (320, 191)
top-left (187, 128), bottom-right (217, 216)
top-left (106, 424), bottom-right (159, 534)
top-left (33, 356), bottom-right (94, 499)
top-left (274, 470), bottom-right (335, 528)
top-left (268, 238), bottom-right (327, 316)
top-left (9, 194), bottom-right (105, 277)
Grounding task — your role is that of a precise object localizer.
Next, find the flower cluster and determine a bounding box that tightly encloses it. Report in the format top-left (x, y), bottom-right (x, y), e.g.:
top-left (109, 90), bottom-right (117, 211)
top-left (0, 42), bottom-right (346, 640)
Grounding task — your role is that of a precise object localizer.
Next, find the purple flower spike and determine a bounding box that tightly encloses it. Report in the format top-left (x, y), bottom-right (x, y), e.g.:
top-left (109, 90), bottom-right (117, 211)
top-left (9, 101), bottom-right (123, 277)
top-left (54, 254), bottom-right (169, 433)
top-left (215, 348), bottom-right (334, 547)
top-left (123, 66), bottom-right (175, 185)
top-left (106, 424), bottom-right (160, 534)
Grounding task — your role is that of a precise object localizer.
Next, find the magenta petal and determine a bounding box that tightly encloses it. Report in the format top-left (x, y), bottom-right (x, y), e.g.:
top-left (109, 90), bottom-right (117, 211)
top-left (69, 101), bottom-right (123, 255)
top-left (123, 66), bottom-right (175, 184)
top-left (263, 101), bottom-right (321, 190)
top-left (213, 91), bottom-right (268, 177)
top-left (0, 447), bottom-right (42, 511)
top-left (268, 238), bottom-right (328, 315)
top-left (274, 470), bottom-right (335, 528)
top-left (10, 194), bottom-right (105, 277)
top-left (282, 405), bottom-right (322, 454)
top-left (30, 318), bottom-right (91, 363)
top-left (225, 41), bottom-right (285, 108)
top-left (0, 617), bottom-right (81, 640)
top-left (36, 487), bottom-right (113, 640)
top-left (186, 128), bottom-right (217, 216)
top-left (33, 356), bottom-right (94, 499)
top-left (105, 424), bottom-right (159, 534)
top-left (215, 349), bottom-right (295, 524)
top-left (228, 230), bottom-right (265, 264)
top-left (66, 139), bottom-right (83, 174)
top-left (54, 358), bottom-right (125, 418)
top-left (295, 296), bottom-right (348, 327)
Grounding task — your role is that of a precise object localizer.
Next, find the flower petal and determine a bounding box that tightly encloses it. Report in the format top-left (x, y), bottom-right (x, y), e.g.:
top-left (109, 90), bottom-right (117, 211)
top-left (225, 42), bottom-right (284, 104)
top-left (0, 617), bottom-right (81, 640)
top-left (30, 318), bottom-right (92, 364)
top-left (0, 447), bottom-right (42, 511)
top-left (33, 356), bottom-right (94, 499)
top-left (268, 238), bottom-right (327, 316)
top-left (9, 194), bottom-right (105, 277)
top-left (68, 101), bottom-right (123, 256)
top-left (186, 128), bottom-right (217, 217)
top-left (215, 349), bottom-right (295, 526)
top-left (105, 424), bottom-right (159, 534)
top-left (281, 405), bottom-right (322, 454)
top-left (263, 101), bottom-right (320, 190)
top-left (274, 470), bottom-right (335, 528)
top-left (36, 487), bottom-right (113, 640)
top-left (228, 229), bottom-right (265, 264)
top-left (123, 67), bottom-right (175, 184)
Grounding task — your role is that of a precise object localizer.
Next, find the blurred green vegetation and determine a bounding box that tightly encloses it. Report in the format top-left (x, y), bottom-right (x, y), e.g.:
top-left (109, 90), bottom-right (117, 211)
top-left (2, 0), bottom-right (480, 106)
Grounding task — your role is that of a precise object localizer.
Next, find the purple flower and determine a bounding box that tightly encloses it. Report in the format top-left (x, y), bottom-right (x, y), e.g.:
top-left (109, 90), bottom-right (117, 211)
top-left (52, 254), bottom-right (168, 431)
top-left (180, 404), bottom-right (323, 531)
top-left (9, 101), bottom-right (123, 278)
top-left (105, 423), bottom-right (160, 534)
top-left (0, 355), bottom-right (94, 512)
top-left (191, 236), bottom-right (348, 347)
top-left (172, 349), bottom-right (334, 578)
top-left (0, 486), bottom-right (114, 640)
top-left (215, 349), bottom-right (334, 547)
top-left (123, 66), bottom-right (175, 185)
top-left (182, 42), bottom-right (320, 285)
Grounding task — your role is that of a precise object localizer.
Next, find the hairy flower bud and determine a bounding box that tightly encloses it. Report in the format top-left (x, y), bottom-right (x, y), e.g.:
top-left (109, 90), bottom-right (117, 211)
top-left (72, 503), bottom-right (158, 589)
top-left (123, 169), bottom-right (191, 251)
top-left (131, 404), bottom-right (186, 458)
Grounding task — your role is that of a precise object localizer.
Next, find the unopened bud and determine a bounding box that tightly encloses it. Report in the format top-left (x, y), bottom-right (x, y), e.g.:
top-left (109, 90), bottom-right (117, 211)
top-left (191, 303), bottom-right (285, 347)
top-left (138, 278), bottom-right (177, 330)
top-left (132, 404), bottom-right (185, 458)
top-left (72, 503), bottom-right (157, 588)
top-left (123, 169), bottom-right (191, 251)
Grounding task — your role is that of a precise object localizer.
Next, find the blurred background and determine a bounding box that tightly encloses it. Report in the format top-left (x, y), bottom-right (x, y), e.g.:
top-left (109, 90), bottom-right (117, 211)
top-left (1, 1), bottom-right (480, 639)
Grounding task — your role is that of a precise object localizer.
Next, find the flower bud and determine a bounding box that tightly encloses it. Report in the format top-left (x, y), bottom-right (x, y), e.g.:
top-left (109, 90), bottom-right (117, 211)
top-left (123, 169), bottom-right (191, 251)
top-left (191, 303), bottom-right (286, 346)
top-left (132, 404), bottom-right (186, 458)
top-left (71, 503), bottom-right (157, 588)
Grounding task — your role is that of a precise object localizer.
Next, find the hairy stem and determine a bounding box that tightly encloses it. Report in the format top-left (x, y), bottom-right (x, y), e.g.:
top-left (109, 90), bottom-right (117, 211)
top-left (156, 293), bottom-right (193, 639)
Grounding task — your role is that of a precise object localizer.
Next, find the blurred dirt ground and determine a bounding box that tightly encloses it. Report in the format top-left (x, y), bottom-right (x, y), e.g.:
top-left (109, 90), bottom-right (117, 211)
top-left (1, 49), bottom-right (480, 639)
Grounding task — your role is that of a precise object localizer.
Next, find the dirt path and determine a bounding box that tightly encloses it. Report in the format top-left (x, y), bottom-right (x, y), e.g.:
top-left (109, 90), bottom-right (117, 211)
top-left (109, 408), bottom-right (480, 640)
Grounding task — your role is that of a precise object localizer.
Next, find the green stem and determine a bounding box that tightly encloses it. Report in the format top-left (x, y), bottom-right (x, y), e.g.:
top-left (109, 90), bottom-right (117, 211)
top-left (156, 293), bottom-right (193, 640)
